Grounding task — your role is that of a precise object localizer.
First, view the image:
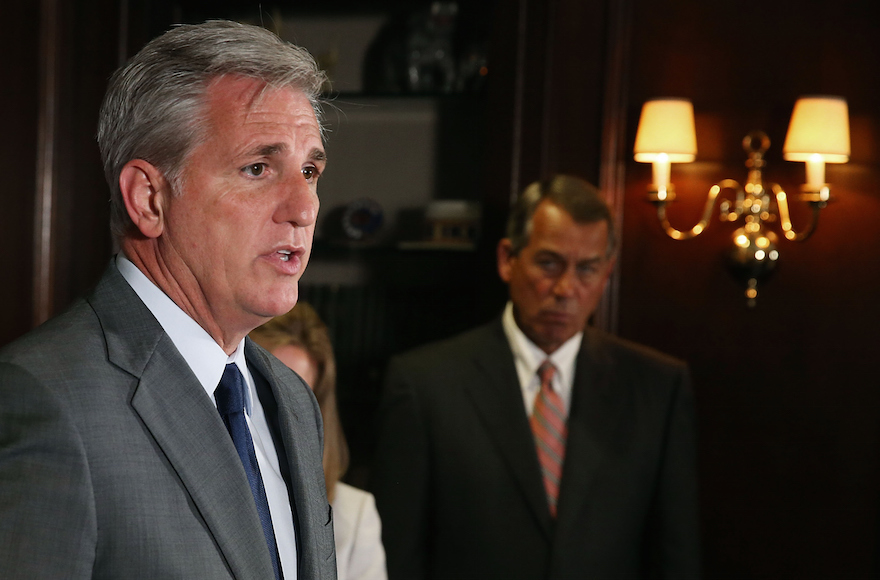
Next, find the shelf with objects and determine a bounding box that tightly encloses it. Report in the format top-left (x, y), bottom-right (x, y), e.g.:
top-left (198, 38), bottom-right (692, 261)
top-left (152, 0), bottom-right (498, 484)
top-left (286, 3), bottom-right (494, 485)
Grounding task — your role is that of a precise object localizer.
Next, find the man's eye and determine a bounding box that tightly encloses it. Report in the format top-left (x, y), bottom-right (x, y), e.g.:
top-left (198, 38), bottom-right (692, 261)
top-left (537, 259), bottom-right (563, 274)
top-left (243, 163), bottom-right (266, 177)
top-left (302, 166), bottom-right (320, 181)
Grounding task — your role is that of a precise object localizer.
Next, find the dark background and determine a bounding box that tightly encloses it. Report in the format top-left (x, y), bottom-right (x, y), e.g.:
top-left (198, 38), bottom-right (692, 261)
top-left (2, 0), bottom-right (878, 577)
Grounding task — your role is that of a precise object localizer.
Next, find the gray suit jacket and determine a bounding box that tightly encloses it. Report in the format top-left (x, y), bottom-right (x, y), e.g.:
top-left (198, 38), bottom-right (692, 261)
top-left (0, 262), bottom-right (337, 579)
top-left (372, 318), bottom-right (700, 579)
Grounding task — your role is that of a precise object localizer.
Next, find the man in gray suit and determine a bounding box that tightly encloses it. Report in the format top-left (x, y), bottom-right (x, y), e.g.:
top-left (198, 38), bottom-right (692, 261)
top-left (372, 175), bottom-right (701, 579)
top-left (0, 21), bottom-right (336, 579)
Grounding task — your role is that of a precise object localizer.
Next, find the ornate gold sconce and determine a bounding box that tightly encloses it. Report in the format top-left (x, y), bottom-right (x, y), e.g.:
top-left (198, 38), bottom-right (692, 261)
top-left (633, 96), bottom-right (850, 306)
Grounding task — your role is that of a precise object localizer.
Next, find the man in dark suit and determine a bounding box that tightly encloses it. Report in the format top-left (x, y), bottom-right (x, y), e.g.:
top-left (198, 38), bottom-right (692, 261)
top-left (371, 175), bottom-right (700, 579)
top-left (0, 21), bottom-right (336, 579)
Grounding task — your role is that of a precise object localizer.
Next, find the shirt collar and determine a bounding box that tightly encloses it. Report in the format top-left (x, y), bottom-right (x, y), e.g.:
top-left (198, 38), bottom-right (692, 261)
top-left (501, 301), bottom-right (582, 388)
top-left (116, 254), bottom-right (253, 414)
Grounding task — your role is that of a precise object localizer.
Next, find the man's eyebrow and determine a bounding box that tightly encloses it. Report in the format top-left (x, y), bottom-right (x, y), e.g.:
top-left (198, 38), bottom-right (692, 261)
top-left (534, 250), bottom-right (603, 263)
top-left (242, 144), bottom-right (326, 164)
top-left (309, 148), bottom-right (327, 163)
top-left (247, 143), bottom-right (288, 157)
top-left (533, 250), bottom-right (565, 260)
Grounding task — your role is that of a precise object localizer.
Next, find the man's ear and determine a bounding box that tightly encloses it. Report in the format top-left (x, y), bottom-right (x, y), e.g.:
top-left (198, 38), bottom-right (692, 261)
top-left (497, 238), bottom-right (515, 283)
top-left (119, 159), bottom-right (169, 239)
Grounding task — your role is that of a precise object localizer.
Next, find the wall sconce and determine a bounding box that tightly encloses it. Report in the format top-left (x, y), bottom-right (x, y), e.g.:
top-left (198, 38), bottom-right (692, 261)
top-left (634, 96), bottom-right (850, 306)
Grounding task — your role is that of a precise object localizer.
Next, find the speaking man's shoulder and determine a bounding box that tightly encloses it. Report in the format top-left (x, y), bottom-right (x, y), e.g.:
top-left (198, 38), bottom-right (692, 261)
top-left (0, 298), bottom-right (103, 370)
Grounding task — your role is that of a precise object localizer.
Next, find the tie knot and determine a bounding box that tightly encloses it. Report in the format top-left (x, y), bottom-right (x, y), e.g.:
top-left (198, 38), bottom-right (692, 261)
top-left (538, 360), bottom-right (556, 389)
top-left (215, 363), bottom-right (246, 416)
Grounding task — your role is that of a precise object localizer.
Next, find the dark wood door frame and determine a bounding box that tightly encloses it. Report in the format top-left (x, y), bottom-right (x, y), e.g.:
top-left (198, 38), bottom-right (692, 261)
top-left (485, 0), bottom-right (634, 334)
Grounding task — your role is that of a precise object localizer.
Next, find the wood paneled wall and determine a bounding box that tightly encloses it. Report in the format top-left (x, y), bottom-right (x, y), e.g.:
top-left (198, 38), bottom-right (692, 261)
top-left (0, 1), bottom-right (40, 345)
top-left (618, 0), bottom-right (880, 576)
top-left (1, 0), bottom-right (120, 346)
top-left (3, 0), bottom-right (878, 576)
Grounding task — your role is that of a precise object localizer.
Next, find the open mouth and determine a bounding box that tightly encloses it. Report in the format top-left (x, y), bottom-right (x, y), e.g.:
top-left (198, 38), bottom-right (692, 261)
top-left (278, 250), bottom-right (292, 262)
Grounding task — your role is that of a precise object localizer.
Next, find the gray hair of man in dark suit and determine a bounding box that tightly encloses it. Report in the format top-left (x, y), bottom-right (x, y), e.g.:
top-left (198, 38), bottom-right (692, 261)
top-left (506, 174), bottom-right (618, 258)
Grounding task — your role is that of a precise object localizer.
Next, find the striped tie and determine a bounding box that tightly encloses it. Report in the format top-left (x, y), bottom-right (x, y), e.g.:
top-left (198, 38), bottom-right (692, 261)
top-left (530, 360), bottom-right (567, 517)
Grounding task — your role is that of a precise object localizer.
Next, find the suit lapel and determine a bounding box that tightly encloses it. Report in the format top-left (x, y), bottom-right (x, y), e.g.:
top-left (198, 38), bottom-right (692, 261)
top-left (555, 328), bottom-right (626, 534)
top-left (247, 341), bottom-right (330, 579)
top-left (89, 263), bottom-right (275, 580)
top-left (463, 320), bottom-right (555, 539)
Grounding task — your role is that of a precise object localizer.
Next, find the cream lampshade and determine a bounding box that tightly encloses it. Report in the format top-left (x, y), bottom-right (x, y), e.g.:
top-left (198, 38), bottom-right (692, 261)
top-left (634, 98), bottom-right (697, 191)
top-left (783, 96), bottom-right (850, 190)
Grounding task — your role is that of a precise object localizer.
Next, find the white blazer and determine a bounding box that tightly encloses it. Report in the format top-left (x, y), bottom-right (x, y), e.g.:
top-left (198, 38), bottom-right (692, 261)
top-left (333, 482), bottom-right (387, 580)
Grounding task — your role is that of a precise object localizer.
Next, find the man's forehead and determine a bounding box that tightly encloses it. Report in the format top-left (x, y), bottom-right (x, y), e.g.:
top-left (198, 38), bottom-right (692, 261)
top-left (530, 215), bottom-right (609, 255)
top-left (205, 75), bottom-right (310, 114)
top-left (205, 74), bottom-right (264, 104)
top-left (531, 243), bottom-right (608, 262)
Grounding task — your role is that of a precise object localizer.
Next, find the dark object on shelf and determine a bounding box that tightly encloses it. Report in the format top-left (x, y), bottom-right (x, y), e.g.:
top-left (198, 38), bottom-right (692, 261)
top-left (455, 40), bottom-right (488, 93)
top-left (405, 2), bottom-right (458, 93)
top-left (319, 199), bottom-right (383, 246)
top-left (363, 2), bottom-right (462, 95)
top-left (398, 200), bottom-right (480, 251)
top-left (336, 197), bottom-right (385, 242)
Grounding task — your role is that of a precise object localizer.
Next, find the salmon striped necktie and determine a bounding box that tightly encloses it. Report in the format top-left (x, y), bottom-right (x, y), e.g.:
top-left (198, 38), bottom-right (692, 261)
top-left (530, 360), bottom-right (567, 517)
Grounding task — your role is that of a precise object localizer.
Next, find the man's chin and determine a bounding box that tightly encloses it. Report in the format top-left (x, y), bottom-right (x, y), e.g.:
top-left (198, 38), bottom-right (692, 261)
top-left (533, 325), bottom-right (579, 350)
top-left (255, 289), bottom-right (300, 319)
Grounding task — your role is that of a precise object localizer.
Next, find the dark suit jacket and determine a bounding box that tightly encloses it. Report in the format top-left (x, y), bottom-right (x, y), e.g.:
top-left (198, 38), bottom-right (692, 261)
top-left (371, 318), bottom-right (700, 580)
top-left (0, 262), bottom-right (336, 579)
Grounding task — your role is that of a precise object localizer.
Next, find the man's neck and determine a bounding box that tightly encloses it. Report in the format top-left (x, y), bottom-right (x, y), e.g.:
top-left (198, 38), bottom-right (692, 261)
top-left (119, 241), bottom-right (252, 354)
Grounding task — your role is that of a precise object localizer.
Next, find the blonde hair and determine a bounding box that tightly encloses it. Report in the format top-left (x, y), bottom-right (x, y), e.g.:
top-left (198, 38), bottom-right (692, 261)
top-left (250, 302), bottom-right (349, 501)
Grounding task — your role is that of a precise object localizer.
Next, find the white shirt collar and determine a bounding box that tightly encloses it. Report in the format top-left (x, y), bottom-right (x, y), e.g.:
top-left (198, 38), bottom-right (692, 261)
top-left (502, 301), bottom-right (582, 415)
top-left (116, 254), bottom-right (253, 414)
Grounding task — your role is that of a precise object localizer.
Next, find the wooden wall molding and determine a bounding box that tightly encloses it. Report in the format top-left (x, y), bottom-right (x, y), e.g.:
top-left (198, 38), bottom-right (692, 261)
top-left (33, 0), bottom-right (60, 326)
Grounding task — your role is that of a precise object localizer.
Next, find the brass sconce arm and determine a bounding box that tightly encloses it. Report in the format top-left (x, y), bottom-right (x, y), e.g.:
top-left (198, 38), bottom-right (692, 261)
top-left (772, 183), bottom-right (825, 242)
top-left (652, 179), bottom-right (742, 240)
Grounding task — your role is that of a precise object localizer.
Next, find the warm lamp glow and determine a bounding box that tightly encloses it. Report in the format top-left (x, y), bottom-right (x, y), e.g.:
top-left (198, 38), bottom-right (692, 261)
top-left (632, 95), bottom-right (848, 306)
top-left (634, 98), bottom-right (698, 163)
top-left (783, 96), bottom-right (850, 163)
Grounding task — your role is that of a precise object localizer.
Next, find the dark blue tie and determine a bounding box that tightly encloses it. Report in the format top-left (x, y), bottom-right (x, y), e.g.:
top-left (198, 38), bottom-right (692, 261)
top-left (215, 363), bottom-right (283, 580)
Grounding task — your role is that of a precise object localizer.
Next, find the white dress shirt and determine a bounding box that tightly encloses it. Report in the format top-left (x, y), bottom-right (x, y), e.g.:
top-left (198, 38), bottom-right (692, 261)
top-left (117, 255), bottom-right (298, 579)
top-left (501, 301), bottom-right (582, 416)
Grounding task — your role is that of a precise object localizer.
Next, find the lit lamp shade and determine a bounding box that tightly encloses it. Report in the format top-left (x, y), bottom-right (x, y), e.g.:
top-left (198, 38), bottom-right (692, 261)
top-left (634, 98), bottom-right (697, 191)
top-left (633, 98), bottom-right (698, 163)
top-left (783, 96), bottom-right (850, 190)
top-left (782, 96), bottom-right (850, 163)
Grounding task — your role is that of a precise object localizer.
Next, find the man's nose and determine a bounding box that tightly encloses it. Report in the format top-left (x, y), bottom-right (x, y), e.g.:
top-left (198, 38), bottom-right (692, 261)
top-left (552, 267), bottom-right (577, 298)
top-left (275, 173), bottom-right (319, 226)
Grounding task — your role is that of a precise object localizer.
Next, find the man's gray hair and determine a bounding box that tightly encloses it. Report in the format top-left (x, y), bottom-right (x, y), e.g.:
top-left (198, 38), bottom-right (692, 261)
top-left (506, 174), bottom-right (618, 257)
top-left (97, 20), bottom-right (327, 238)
